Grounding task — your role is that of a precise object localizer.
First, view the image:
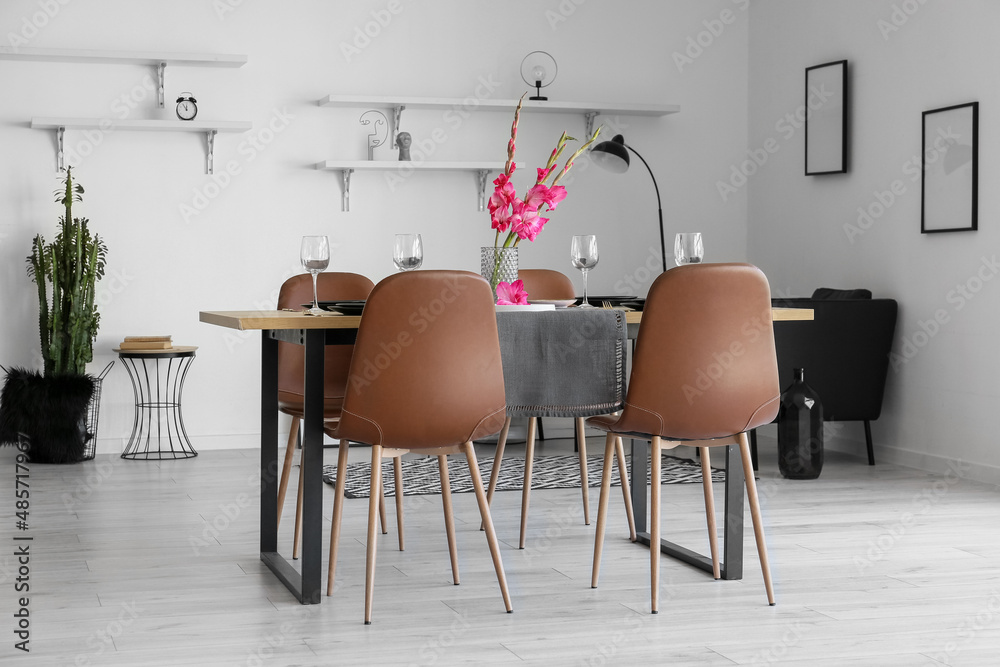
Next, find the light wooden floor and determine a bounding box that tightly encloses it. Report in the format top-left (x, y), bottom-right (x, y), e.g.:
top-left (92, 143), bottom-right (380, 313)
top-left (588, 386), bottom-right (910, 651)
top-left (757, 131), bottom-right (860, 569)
top-left (2, 433), bottom-right (999, 666)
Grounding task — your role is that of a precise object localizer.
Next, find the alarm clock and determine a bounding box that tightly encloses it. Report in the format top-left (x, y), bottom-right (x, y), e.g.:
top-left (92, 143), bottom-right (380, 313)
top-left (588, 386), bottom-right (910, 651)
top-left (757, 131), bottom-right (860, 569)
top-left (175, 93), bottom-right (198, 121)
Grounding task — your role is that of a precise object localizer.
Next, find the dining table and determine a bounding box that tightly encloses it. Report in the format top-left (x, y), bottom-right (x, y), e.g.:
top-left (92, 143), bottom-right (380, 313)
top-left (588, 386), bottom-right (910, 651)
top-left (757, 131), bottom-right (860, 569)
top-left (199, 305), bottom-right (813, 604)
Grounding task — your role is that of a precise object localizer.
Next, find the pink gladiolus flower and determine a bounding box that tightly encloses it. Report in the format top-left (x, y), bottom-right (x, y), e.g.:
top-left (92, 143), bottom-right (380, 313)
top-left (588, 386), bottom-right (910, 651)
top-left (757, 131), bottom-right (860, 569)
top-left (535, 166), bottom-right (554, 184)
top-left (495, 279), bottom-right (529, 305)
top-left (512, 206), bottom-right (548, 242)
top-left (491, 205), bottom-right (512, 232)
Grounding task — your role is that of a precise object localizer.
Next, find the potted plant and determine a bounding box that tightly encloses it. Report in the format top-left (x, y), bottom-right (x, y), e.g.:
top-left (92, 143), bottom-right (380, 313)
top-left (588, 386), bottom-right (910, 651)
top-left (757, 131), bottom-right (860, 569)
top-left (0, 167), bottom-right (109, 463)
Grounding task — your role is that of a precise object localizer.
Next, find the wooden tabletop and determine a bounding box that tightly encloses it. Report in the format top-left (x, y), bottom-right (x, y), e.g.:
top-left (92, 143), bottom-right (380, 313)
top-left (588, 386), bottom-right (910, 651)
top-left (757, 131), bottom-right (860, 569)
top-left (200, 307), bottom-right (812, 331)
top-left (113, 345), bottom-right (199, 354)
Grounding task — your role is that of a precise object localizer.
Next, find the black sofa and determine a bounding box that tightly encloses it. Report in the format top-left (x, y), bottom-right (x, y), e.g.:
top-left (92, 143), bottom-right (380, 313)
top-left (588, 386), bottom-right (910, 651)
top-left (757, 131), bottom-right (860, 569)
top-left (752, 291), bottom-right (898, 467)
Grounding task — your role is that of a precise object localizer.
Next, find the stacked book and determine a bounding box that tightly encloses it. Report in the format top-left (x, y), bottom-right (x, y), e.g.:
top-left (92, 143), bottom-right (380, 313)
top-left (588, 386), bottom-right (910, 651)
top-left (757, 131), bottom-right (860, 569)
top-left (118, 335), bottom-right (173, 350)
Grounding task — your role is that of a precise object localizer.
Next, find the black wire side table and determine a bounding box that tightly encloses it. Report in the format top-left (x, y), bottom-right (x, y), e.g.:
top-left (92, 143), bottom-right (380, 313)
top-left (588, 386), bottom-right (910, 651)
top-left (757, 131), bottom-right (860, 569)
top-left (114, 346), bottom-right (198, 460)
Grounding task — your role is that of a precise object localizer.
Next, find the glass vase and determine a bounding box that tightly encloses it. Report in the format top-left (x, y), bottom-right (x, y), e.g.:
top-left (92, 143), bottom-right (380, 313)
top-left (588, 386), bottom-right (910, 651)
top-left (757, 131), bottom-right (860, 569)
top-left (777, 368), bottom-right (824, 480)
top-left (480, 246), bottom-right (518, 298)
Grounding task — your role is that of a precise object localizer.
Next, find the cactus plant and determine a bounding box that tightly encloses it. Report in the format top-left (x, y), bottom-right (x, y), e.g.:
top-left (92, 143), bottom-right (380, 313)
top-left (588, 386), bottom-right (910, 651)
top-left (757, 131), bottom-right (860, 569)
top-left (26, 167), bottom-right (107, 376)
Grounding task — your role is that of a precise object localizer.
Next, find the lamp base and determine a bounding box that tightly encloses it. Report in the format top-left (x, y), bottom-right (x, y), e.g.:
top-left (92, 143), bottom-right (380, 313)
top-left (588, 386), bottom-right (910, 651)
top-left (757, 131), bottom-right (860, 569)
top-left (529, 95), bottom-right (548, 101)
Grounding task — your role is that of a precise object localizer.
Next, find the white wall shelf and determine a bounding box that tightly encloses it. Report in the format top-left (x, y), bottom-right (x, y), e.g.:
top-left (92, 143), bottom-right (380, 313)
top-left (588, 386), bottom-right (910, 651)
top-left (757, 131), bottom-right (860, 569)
top-left (319, 94), bottom-right (679, 136)
top-left (32, 118), bottom-right (253, 174)
top-left (2, 47), bottom-right (247, 108)
top-left (315, 160), bottom-right (505, 212)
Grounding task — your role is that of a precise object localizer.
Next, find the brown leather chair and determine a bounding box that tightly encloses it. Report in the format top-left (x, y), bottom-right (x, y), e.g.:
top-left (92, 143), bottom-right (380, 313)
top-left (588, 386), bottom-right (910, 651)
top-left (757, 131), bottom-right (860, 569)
top-left (486, 269), bottom-right (634, 547)
top-left (328, 270), bottom-right (512, 624)
top-left (275, 272), bottom-right (398, 556)
top-left (588, 263), bottom-right (780, 613)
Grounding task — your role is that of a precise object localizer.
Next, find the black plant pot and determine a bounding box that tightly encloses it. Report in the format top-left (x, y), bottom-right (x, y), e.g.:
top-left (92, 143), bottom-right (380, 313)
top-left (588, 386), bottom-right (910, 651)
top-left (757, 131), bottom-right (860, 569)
top-left (0, 367), bottom-right (96, 463)
top-left (777, 368), bottom-right (824, 480)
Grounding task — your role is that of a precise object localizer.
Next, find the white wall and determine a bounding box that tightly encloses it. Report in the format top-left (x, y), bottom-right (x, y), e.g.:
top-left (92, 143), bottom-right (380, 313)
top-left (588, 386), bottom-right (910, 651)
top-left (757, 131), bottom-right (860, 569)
top-left (0, 0), bottom-right (749, 452)
top-left (747, 0), bottom-right (1000, 482)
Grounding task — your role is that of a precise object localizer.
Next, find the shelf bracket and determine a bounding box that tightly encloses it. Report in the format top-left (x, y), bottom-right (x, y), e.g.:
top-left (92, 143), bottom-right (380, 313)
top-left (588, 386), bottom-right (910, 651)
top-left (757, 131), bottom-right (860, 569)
top-left (584, 111), bottom-right (599, 138)
top-left (205, 130), bottom-right (217, 175)
top-left (476, 169), bottom-right (490, 212)
top-left (157, 62), bottom-right (166, 108)
top-left (56, 126), bottom-right (65, 171)
top-left (392, 105), bottom-right (405, 147)
top-left (341, 168), bottom-right (353, 212)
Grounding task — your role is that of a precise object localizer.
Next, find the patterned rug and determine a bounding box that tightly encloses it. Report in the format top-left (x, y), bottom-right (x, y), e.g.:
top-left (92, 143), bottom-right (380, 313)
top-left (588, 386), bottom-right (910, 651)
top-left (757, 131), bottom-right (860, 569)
top-left (321, 454), bottom-right (725, 499)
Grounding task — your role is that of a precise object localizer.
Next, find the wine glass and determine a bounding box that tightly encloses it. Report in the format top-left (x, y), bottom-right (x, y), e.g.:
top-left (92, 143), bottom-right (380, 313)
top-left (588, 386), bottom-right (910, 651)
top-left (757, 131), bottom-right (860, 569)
top-left (300, 235), bottom-right (330, 315)
top-left (570, 235), bottom-right (599, 309)
top-left (393, 233), bottom-right (423, 271)
top-left (674, 232), bottom-right (704, 266)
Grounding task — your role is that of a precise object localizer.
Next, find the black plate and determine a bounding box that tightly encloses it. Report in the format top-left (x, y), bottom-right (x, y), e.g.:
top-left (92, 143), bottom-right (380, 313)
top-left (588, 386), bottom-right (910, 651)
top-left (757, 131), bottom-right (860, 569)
top-left (305, 300), bottom-right (366, 315)
top-left (619, 299), bottom-right (646, 311)
top-left (576, 295), bottom-right (639, 307)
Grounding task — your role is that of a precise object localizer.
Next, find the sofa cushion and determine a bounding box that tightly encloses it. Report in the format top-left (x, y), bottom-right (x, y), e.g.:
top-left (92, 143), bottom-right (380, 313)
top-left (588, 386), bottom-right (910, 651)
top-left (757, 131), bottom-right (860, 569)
top-left (811, 287), bottom-right (873, 300)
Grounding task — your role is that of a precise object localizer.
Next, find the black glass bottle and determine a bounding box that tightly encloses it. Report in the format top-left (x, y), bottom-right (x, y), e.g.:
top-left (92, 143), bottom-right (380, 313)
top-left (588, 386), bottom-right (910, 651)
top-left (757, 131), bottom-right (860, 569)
top-left (777, 368), bottom-right (824, 479)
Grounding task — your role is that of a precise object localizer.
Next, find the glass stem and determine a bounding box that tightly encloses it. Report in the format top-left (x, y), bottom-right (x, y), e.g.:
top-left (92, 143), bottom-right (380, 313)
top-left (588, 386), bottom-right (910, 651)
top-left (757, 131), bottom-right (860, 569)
top-left (582, 268), bottom-right (589, 306)
top-left (311, 271), bottom-right (320, 310)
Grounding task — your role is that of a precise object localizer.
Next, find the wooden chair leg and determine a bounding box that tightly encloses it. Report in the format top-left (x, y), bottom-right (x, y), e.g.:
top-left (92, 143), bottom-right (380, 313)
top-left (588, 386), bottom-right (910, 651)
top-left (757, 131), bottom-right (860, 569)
top-left (439, 454), bottom-right (460, 585)
top-left (463, 442), bottom-right (512, 613)
top-left (482, 415), bottom-right (512, 531)
top-left (364, 445), bottom-right (382, 624)
top-left (393, 456), bottom-right (405, 551)
top-left (591, 433), bottom-right (617, 588)
top-left (519, 417), bottom-right (537, 549)
top-left (614, 436), bottom-right (637, 542)
top-left (738, 432), bottom-right (775, 606)
top-left (699, 446), bottom-right (721, 580)
top-left (277, 416), bottom-right (299, 531)
top-left (327, 441), bottom-right (349, 596)
top-left (576, 417), bottom-right (590, 525)
top-left (293, 454), bottom-right (304, 559)
top-left (378, 462), bottom-right (388, 535)
top-left (650, 436), bottom-right (662, 614)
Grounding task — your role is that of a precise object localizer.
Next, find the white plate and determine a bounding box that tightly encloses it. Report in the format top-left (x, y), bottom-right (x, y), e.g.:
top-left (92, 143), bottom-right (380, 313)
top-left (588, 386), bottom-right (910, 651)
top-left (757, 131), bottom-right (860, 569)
top-left (495, 304), bottom-right (557, 312)
top-left (529, 299), bottom-right (576, 308)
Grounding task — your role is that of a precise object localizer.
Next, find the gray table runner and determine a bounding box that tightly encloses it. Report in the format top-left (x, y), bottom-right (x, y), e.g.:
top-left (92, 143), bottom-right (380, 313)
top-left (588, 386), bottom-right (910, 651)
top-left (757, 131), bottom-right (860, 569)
top-left (496, 309), bottom-right (626, 418)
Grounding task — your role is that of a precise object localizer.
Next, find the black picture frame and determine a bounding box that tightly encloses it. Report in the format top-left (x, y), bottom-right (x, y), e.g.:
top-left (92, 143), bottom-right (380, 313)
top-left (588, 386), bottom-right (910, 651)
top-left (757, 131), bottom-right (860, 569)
top-left (921, 102), bottom-right (978, 234)
top-left (804, 60), bottom-right (848, 175)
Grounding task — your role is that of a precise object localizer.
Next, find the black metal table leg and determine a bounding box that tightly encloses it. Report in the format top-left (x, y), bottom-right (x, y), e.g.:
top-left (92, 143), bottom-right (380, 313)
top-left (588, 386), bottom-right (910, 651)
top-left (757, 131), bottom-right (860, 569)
top-left (629, 439), bottom-right (744, 580)
top-left (259, 329), bottom-right (324, 604)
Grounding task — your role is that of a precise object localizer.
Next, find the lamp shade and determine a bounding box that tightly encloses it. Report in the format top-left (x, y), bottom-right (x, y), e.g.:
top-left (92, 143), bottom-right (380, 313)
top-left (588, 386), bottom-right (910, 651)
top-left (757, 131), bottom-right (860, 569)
top-left (590, 134), bottom-right (630, 173)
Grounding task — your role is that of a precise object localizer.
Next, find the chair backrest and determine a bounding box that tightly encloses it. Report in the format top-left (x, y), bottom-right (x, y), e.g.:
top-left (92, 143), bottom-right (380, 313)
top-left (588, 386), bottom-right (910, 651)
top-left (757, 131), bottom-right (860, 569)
top-left (276, 272), bottom-right (375, 399)
top-left (771, 296), bottom-right (897, 421)
top-left (616, 263), bottom-right (780, 440)
top-left (518, 269), bottom-right (576, 300)
top-left (336, 270), bottom-right (507, 449)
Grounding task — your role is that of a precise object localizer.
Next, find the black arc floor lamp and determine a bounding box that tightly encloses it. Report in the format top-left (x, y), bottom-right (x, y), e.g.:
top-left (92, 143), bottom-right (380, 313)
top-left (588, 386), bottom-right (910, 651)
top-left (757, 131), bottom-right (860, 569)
top-left (590, 134), bottom-right (666, 273)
